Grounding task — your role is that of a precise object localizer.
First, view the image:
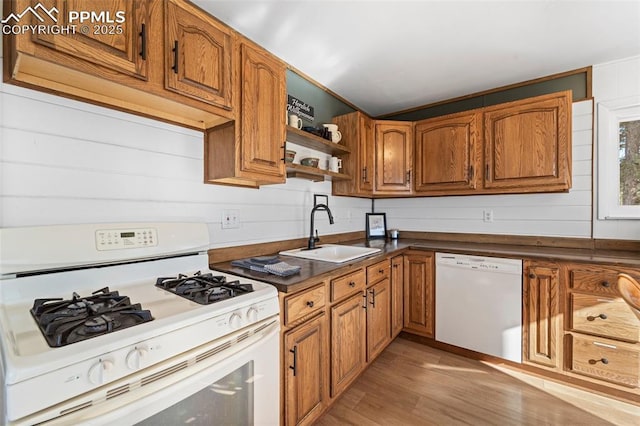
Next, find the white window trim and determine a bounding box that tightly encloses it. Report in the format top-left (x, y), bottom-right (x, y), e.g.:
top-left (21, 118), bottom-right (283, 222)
top-left (597, 98), bottom-right (640, 220)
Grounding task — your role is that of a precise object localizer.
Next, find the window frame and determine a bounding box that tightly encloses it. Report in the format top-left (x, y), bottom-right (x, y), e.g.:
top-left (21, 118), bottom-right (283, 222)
top-left (597, 100), bottom-right (640, 219)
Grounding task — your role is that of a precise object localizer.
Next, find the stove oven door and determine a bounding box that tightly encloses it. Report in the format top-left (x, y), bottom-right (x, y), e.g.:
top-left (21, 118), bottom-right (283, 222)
top-left (34, 316), bottom-right (280, 426)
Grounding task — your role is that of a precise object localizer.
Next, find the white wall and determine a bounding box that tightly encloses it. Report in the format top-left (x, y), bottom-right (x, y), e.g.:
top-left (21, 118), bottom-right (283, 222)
top-left (0, 80), bottom-right (370, 248)
top-left (592, 55), bottom-right (640, 240)
top-left (377, 100), bottom-right (594, 239)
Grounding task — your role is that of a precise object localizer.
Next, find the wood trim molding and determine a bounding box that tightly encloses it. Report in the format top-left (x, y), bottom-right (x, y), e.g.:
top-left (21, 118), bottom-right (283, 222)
top-left (208, 231), bottom-right (364, 263)
top-left (399, 231), bottom-right (598, 250)
top-left (209, 231), bottom-right (640, 265)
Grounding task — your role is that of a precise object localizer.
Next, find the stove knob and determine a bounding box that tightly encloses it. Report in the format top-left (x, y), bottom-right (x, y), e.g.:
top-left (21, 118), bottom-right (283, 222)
top-left (88, 359), bottom-right (114, 385)
top-left (229, 312), bottom-right (243, 329)
top-left (246, 306), bottom-right (259, 322)
top-left (126, 347), bottom-right (149, 370)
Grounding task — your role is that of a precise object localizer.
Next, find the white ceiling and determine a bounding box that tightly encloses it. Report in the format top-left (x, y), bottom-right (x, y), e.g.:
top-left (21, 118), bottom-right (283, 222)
top-left (193, 0), bottom-right (640, 116)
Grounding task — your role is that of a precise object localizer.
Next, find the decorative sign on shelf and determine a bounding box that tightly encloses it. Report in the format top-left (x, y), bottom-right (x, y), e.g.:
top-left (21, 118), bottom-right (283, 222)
top-left (287, 95), bottom-right (315, 122)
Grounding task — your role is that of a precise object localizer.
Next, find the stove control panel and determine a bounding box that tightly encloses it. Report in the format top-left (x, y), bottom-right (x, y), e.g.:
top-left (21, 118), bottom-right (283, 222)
top-left (95, 228), bottom-right (158, 251)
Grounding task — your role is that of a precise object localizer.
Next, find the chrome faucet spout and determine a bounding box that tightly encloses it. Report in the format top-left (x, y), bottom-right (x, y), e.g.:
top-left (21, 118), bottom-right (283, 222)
top-left (308, 204), bottom-right (334, 250)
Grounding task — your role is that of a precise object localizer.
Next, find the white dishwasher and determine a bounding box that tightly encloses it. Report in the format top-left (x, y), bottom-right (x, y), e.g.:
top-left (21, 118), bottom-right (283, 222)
top-left (435, 252), bottom-right (523, 363)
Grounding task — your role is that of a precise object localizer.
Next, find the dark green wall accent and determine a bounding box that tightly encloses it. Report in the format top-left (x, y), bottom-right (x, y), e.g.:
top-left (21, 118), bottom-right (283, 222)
top-left (385, 72), bottom-right (588, 121)
top-left (286, 70), bottom-right (355, 127)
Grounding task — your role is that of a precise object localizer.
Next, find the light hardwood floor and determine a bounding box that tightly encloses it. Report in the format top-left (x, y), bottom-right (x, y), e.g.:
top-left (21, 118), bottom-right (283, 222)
top-left (315, 338), bottom-right (640, 425)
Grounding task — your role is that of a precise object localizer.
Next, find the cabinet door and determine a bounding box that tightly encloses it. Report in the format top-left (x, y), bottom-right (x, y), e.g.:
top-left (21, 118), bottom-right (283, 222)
top-left (30, 0), bottom-right (148, 79)
top-left (523, 261), bottom-right (562, 369)
top-left (414, 111), bottom-right (481, 194)
top-left (239, 43), bottom-right (286, 181)
top-left (359, 114), bottom-right (375, 193)
top-left (331, 293), bottom-right (366, 397)
top-left (332, 112), bottom-right (374, 197)
top-left (366, 278), bottom-right (392, 361)
top-left (391, 255), bottom-right (404, 338)
top-left (484, 91), bottom-right (571, 192)
top-left (375, 121), bottom-right (413, 194)
top-left (284, 315), bottom-right (328, 426)
top-left (165, 0), bottom-right (232, 109)
top-left (403, 251), bottom-right (435, 337)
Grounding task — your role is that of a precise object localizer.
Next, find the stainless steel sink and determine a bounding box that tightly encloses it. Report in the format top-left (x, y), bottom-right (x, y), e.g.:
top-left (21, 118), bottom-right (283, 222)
top-left (279, 244), bottom-right (381, 263)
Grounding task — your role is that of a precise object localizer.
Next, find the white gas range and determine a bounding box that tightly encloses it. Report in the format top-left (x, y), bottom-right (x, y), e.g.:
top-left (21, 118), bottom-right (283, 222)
top-left (0, 223), bottom-right (280, 425)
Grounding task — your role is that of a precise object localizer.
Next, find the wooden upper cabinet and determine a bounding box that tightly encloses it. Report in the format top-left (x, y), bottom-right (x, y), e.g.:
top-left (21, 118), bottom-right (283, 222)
top-left (239, 43), bottom-right (286, 181)
top-left (29, 0), bottom-right (149, 79)
top-left (374, 121), bottom-right (413, 194)
top-left (165, 0), bottom-right (232, 109)
top-left (332, 112), bottom-right (374, 197)
top-left (484, 91), bottom-right (572, 192)
top-left (414, 111), bottom-right (481, 194)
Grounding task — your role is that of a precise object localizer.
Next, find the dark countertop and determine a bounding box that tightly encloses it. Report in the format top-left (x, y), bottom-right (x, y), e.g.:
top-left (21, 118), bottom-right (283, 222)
top-left (210, 238), bottom-right (640, 294)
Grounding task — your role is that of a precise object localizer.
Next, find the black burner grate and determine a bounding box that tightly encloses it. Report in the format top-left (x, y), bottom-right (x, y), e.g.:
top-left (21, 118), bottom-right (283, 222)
top-left (155, 271), bottom-right (254, 305)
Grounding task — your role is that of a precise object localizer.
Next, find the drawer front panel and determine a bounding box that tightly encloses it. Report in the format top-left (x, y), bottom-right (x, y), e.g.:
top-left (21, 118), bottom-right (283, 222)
top-left (331, 269), bottom-right (366, 302)
top-left (285, 284), bottom-right (326, 325)
top-left (570, 334), bottom-right (640, 388)
top-left (569, 268), bottom-right (621, 296)
top-left (571, 293), bottom-right (640, 343)
top-left (367, 259), bottom-right (390, 285)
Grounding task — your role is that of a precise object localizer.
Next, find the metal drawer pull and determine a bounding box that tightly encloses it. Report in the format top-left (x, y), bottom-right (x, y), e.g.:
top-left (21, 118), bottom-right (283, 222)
top-left (379, 269), bottom-right (384, 274)
top-left (589, 357), bottom-right (609, 365)
top-left (593, 341), bottom-right (617, 349)
top-left (306, 301), bottom-right (314, 308)
top-left (139, 24), bottom-right (147, 60)
top-left (587, 313), bottom-right (608, 321)
top-left (349, 281), bottom-right (356, 287)
top-left (369, 289), bottom-right (376, 307)
top-left (601, 281), bottom-right (611, 288)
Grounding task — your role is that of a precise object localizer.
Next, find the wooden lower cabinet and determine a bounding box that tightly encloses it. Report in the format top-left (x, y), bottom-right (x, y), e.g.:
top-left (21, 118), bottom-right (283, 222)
top-left (403, 251), bottom-right (435, 337)
top-left (330, 293), bottom-right (366, 397)
top-left (366, 277), bottom-right (392, 360)
top-left (391, 255), bottom-right (404, 337)
top-left (523, 260), bottom-right (562, 369)
top-left (284, 314), bottom-right (329, 426)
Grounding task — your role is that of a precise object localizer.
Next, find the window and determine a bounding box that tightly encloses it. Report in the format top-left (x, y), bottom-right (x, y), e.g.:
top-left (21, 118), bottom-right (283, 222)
top-left (597, 102), bottom-right (640, 219)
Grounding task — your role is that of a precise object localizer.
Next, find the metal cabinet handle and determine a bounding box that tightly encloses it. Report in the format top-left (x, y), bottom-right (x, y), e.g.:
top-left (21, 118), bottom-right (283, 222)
top-left (362, 292), bottom-right (367, 309)
top-left (369, 289), bottom-right (376, 307)
top-left (139, 24), bottom-right (147, 60)
top-left (486, 164), bottom-right (490, 180)
top-left (172, 40), bottom-right (179, 73)
top-left (378, 269), bottom-right (384, 274)
top-left (306, 300), bottom-right (314, 308)
top-left (349, 281), bottom-right (356, 287)
top-left (587, 313), bottom-right (608, 321)
top-left (601, 281), bottom-right (610, 288)
top-left (406, 170), bottom-right (411, 184)
top-left (281, 144), bottom-right (286, 162)
top-left (362, 167), bottom-right (367, 182)
top-left (589, 357), bottom-right (609, 365)
top-left (468, 165), bottom-right (474, 180)
top-left (289, 346), bottom-right (297, 376)
top-left (528, 273), bottom-right (536, 279)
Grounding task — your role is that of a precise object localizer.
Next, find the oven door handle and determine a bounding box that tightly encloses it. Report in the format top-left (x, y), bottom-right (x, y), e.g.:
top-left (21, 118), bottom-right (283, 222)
top-left (289, 346), bottom-right (298, 376)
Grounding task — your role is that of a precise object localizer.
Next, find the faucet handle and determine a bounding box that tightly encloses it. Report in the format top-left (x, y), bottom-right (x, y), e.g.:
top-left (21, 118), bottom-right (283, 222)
top-left (314, 229), bottom-right (320, 243)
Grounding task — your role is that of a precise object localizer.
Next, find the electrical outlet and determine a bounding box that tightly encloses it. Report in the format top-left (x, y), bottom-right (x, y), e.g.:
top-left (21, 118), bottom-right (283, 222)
top-left (483, 209), bottom-right (494, 223)
top-left (222, 209), bottom-right (240, 229)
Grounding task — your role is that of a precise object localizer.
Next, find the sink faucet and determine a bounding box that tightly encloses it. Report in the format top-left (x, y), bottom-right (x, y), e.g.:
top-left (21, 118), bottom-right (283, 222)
top-left (308, 204), bottom-right (334, 250)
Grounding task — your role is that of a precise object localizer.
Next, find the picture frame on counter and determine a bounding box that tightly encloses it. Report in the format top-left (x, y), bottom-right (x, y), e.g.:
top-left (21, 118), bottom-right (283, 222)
top-left (366, 213), bottom-right (387, 239)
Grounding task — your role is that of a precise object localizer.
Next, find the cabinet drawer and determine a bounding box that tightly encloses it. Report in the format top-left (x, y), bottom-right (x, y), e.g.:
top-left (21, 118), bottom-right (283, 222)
top-left (571, 293), bottom-right (640, 343)
top-left (569, 268), bottom-right (622, 296)
top-left (367, 259), bottom-right (390, 285)
top-left (284, 284), bottom-right (326, 325)
top-left (570, 334), bottom-right (640, 388)
top-left (331, 269), bottom-right (365, 302)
